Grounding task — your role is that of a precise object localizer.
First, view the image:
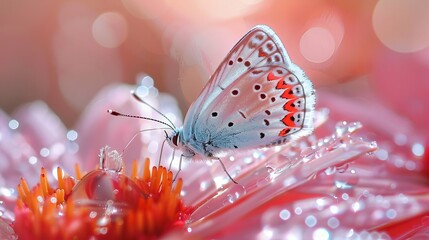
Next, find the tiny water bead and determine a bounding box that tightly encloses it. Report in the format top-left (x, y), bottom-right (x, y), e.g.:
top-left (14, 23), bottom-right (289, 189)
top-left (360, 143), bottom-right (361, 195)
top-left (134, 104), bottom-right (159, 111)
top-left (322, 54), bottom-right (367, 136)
top-left (98, 146), bottom-right (123, 172)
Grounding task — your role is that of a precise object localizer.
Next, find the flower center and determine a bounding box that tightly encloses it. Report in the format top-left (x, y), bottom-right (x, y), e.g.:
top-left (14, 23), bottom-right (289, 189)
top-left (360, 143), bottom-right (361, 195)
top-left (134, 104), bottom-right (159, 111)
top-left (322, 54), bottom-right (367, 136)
top-left (14, 159), bottom-right (190, 239)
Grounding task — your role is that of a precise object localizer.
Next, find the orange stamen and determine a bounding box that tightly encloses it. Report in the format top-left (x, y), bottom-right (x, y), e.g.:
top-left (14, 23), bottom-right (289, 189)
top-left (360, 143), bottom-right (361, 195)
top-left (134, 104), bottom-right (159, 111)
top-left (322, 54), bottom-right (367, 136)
top-left (74, 163), bottom-right (82, 180)
top-left (57, 167), bottom-right (64, 190)
top-left (14, 159), bottom-right (189, 240)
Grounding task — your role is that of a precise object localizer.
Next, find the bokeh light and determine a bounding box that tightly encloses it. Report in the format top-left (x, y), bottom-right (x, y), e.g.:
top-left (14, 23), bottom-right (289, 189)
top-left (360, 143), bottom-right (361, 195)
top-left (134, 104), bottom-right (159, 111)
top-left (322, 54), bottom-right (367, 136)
top-left (300, 27), bottom-right (336, 63)
top-left (54, 2), bottom-right (123, 111)
top-left (373, 0), bottom-right (429, 53)
top-left (92, 12), bottom-right (128, 48)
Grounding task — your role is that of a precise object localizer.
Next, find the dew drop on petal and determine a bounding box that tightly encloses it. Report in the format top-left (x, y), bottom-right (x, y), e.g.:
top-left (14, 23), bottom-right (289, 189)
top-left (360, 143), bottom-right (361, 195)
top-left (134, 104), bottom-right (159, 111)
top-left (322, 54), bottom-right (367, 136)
top-left (67, 169), bottom-right (143, 218)
top-left (324, 166), bottom-right (336, 176)
top-left (222, 184), bottom-right (246, 206)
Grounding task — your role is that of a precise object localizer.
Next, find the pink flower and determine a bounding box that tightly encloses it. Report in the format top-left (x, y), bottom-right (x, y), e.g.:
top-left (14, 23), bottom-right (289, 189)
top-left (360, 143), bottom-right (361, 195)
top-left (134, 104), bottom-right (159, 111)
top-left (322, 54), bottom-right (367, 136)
top-left (0, 83), bottom-right (428, 239)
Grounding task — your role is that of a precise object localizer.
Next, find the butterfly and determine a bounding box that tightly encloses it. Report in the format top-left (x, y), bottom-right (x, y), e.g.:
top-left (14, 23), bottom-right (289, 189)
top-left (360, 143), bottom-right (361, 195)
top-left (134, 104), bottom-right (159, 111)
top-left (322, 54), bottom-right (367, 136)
top-left (110, 25), bottom-right (316, 184)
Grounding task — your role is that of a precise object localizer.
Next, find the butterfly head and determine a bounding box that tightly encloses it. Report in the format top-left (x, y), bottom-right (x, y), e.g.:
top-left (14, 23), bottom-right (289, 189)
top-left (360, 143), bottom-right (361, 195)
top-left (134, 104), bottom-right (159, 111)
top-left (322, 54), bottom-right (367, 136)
top-left (165, 127), bottom-right (185, 149)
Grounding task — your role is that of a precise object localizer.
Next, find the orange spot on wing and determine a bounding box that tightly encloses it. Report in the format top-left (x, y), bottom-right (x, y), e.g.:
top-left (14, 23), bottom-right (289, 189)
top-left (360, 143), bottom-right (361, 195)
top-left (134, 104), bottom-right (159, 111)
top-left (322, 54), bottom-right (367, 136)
top-left (268, 72), bottom-right (282, 81)
top-left (282, 113), bottom-right (296, 128)
top-left (283, 100), bottom-right (298, 112)
top-left (279, 128), bottom-right (291, 136)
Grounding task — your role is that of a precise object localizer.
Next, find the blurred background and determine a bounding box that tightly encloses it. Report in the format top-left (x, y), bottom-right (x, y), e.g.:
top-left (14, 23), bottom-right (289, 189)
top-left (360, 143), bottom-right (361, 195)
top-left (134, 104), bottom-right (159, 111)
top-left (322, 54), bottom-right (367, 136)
top-left (1, 0), bottom-right (428, 132)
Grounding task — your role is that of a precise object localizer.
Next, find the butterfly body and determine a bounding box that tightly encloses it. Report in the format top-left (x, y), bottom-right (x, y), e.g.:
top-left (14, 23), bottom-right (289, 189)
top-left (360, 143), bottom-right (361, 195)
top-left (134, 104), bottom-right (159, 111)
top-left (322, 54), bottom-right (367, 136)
top-left (166, 25), bottom-right (315, 162)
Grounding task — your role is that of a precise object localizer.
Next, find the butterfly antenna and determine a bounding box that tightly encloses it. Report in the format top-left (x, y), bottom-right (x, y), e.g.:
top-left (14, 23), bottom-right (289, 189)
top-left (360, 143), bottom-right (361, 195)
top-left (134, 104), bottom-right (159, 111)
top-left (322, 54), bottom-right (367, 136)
top-left (108, 109), bottom-right (175, 131)
top-left (132, 91), bottom-right (177, 129)
top-left (120, 127), bottom-right (171, 156)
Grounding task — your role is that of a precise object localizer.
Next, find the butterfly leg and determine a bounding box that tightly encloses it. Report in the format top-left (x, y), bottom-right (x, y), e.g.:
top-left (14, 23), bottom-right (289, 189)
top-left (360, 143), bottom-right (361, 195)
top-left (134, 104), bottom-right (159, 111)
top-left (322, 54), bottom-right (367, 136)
top-left (168, 148), bottom-right (176, 171)
top-left (172, 153), bottom-right (183, 183)
top-left (213, 157), bottom-right (238, 184)
top-left (158, 138), bottom-right (167, 167)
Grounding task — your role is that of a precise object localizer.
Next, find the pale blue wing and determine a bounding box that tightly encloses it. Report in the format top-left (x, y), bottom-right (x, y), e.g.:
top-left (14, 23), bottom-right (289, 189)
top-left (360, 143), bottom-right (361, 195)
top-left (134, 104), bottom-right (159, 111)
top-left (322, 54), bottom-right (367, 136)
top-left (181, 25), bottom-right (315, 156)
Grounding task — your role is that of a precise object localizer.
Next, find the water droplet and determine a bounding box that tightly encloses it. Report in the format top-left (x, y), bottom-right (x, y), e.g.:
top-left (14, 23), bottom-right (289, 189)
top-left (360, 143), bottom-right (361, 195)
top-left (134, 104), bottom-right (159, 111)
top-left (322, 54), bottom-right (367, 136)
top-left (324, 166), bottom-right (337, 176)
top-left (221, 184), bottom-right (246, 206)
top-left (265, 166), bottom-right (274, 173)
top-left (98, 146), bottom-right (123, 172)
top-left (334, 180), bottom-right (352, 189)
top-left (336, 164), bottom-right (349, 173)
top-left (369, 141), bottom-right (378, 149)
top-left (334, 121), bottom-right (348, 137)
top-left (67, 169), bottom-right (144, 219)
top-left (347, 122), bottom-right (362, 133)
top-left (314, 151), bottom-right (323, 159)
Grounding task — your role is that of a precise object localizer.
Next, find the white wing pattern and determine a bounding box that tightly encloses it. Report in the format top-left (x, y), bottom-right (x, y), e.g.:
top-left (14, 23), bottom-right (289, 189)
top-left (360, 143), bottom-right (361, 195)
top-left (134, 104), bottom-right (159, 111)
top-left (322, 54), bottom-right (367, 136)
top-left (181, 25), bottom-right (315, 155)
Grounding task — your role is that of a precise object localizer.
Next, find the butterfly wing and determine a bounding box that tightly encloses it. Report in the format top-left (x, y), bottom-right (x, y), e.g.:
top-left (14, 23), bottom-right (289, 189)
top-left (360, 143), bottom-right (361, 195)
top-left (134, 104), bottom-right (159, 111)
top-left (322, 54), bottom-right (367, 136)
top-left (181, 25), bottom-right (315, 155)
top-left (188, 25), bottom-right (292, 117)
